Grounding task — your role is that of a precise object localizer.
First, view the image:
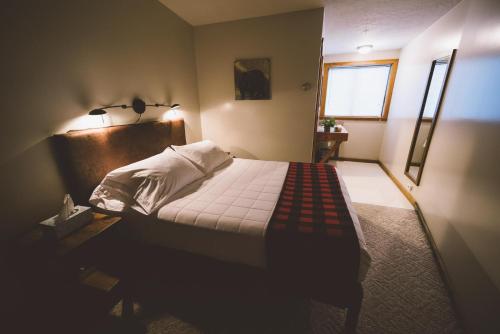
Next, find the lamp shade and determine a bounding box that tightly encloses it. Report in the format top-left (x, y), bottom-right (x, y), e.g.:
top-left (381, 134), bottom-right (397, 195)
top-left (89, 108), bottom-right (107, 116)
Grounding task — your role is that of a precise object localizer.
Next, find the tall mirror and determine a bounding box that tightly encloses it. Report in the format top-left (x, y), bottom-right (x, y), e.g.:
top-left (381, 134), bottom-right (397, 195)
top-left (405, 49), bottom-right (457, 185)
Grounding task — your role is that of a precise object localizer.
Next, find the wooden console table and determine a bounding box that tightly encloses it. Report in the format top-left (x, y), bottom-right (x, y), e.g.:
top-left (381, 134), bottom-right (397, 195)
top-left (316, 126), bottom-right (349, 162)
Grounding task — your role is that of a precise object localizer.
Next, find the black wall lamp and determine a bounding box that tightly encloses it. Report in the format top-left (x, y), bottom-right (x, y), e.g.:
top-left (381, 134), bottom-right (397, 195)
top-left (89, 98), bottom-right (180, 116)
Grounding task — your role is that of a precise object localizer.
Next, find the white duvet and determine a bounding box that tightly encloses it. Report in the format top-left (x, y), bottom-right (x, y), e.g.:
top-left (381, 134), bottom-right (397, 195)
top-left (121, 158), bottom-right (371, 281)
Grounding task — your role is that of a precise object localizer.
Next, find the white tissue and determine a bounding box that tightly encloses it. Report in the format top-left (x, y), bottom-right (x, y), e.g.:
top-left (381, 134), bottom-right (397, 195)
top-left (56, 194), bottom-right (75, 224)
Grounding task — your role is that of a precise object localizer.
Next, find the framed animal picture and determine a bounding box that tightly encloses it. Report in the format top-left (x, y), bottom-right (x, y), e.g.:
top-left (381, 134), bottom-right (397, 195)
top-left (234, 58), bottom-right (271, 100)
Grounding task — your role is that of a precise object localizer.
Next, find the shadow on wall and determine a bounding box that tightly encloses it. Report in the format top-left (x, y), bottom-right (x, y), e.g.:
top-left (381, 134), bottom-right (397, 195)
top-left (437, 213), bottom-right (500, 334)
top-left (0, 0), bottom-right (201, 242)
top-left (0, 139), bottom-right (66, 243)
top-left (435, 119), bottom-right (500, 334)
top-left (414, 116), bottom-right (500, 334)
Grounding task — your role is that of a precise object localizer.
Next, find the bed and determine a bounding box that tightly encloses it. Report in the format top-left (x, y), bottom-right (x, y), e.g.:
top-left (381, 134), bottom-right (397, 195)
top-left (52, 120), bottom-right (370, 332)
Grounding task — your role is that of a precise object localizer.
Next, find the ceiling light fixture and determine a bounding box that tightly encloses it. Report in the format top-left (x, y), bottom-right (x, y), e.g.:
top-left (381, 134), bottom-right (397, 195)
top-left (357, 44), bottom-right (373, 54)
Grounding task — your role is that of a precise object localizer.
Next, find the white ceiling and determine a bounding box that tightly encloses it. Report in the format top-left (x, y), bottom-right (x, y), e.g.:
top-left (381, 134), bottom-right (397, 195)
top-left (323, 0), bottom-right (462, 55)
top-left (158, 0), bottom-right (324, 26)
top-left (158, 0), bottom-right (461, 55)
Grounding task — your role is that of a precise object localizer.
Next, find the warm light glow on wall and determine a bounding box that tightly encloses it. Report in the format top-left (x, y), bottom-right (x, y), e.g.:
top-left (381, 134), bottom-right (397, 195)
top-left (162, 108), bottom-right (183, 121)
top-left (84, 113), bottom-right (111, 129)
top-left (59, 113), bottom-right (111, 132)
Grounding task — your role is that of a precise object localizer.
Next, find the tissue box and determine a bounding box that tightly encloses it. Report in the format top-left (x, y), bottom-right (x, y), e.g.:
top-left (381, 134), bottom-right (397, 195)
top-left (40, 206), bottom-right (93, 239)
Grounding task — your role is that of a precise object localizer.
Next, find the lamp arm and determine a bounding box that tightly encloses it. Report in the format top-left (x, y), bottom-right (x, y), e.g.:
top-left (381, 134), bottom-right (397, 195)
top-left (145, 103), bottom-right (166, 107)
top-left (101, 104), bottom-right (129, 110)
top-left (102, 103), bottom-right (174, 109)
top-left (90, 99), bottom-right (179, 116)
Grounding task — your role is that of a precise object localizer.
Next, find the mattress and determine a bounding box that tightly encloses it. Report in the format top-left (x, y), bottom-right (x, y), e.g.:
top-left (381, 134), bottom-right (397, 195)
top-left (123, 158), bottom-right (371, 280)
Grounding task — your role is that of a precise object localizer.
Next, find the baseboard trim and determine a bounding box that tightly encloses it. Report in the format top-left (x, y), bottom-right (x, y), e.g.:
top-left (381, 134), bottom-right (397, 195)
top-left (377, 161), bottom-right (416, 206)
top-left (414, 203), bottom-right (466, 332)
top-left (414, 203), bottom-right (449, 282)
top-left (336, 157), bottom-right (379, 164)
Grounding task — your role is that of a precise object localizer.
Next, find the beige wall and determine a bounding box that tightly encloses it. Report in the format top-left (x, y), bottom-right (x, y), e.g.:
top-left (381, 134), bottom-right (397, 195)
top-left (0, 0), bottom-right (202, 240)
top-left (323, 50), bottom-right (401, 160)
top-left (194, 9), bottom-right (324, 162)
top-left (380, 0), bottom-right (500, 332)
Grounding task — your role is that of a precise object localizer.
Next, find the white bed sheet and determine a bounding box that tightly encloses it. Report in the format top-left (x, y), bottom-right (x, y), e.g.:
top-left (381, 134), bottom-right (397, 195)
top-left (123, 158), bottom-right (371, 280)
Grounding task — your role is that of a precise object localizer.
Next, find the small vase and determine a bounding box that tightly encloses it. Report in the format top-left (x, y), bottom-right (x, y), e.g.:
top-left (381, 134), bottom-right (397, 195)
top-left (324, 126), bottom-right (331, 132)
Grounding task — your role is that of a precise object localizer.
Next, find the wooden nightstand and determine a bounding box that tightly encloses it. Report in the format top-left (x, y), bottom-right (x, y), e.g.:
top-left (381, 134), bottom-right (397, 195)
top-left (19, 213), bottom-right (120, 252)
top-left (6, 213), bottom-right (128, 333)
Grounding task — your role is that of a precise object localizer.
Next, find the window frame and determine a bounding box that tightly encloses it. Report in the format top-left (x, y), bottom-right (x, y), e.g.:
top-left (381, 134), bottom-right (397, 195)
top-left (320, 59), bottom-right (399, 121)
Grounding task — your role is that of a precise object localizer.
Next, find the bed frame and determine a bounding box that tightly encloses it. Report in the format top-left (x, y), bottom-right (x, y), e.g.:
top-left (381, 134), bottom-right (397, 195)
top-left (51, 120), bottom-right (363, 333)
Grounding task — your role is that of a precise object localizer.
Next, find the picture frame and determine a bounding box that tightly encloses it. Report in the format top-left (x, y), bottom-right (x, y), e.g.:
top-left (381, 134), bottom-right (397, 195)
top-left (234, 58), bottom-right (271, 100)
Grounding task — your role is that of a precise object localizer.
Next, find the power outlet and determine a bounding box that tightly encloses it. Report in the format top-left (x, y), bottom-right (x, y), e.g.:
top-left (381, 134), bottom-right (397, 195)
top-left (407, 184), bottom-right (414, 192)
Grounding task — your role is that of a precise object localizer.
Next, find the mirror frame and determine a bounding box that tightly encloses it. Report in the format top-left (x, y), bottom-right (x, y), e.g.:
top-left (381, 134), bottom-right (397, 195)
top-left (405, 49), bottom-right (457, 185)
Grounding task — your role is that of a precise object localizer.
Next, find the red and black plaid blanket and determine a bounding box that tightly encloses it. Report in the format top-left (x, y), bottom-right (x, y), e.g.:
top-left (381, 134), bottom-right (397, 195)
top-left (266, 162), bottom-right (361, 300)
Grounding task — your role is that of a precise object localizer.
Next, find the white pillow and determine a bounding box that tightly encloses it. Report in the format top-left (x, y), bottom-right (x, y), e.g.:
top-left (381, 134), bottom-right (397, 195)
top-left (89, 148), bottom-right (204, 215)
top-left (171, 140), bottom-right (230, 174)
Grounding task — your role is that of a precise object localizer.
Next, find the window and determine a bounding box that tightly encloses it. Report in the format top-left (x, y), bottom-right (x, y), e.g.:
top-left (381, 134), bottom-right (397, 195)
top-left (320, 59), bottom-right (398, 120)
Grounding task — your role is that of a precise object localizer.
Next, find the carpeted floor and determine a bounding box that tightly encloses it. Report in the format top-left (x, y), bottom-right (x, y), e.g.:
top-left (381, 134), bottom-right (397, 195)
top-left (99, 203), bottom-right (463, 334)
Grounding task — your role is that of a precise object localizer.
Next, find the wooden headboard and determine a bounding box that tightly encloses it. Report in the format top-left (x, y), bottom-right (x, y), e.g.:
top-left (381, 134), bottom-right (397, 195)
top-left (52, 120), bottom-right (186, 205)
